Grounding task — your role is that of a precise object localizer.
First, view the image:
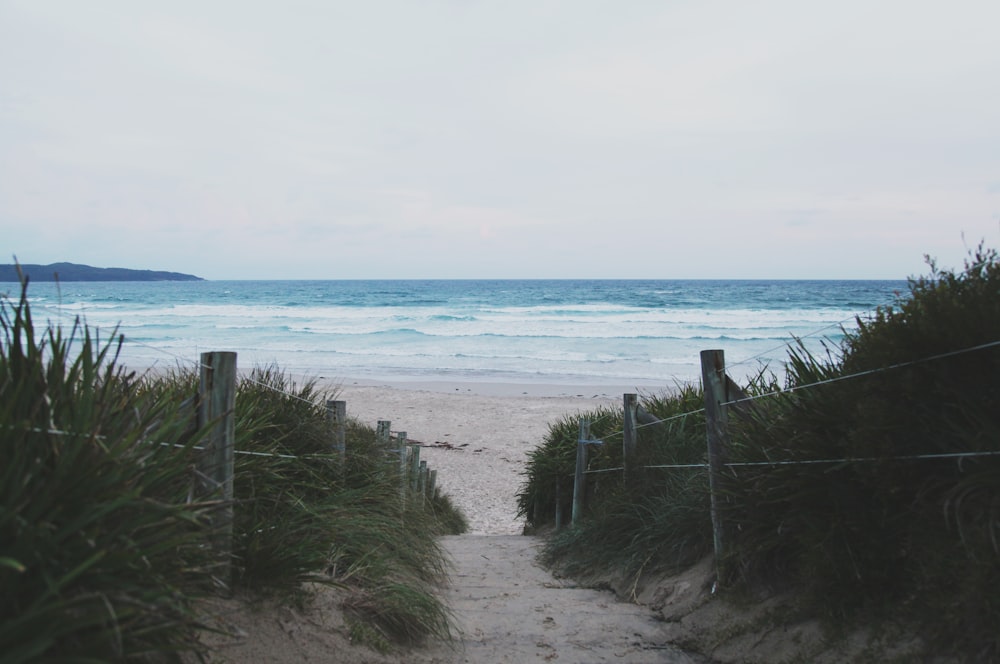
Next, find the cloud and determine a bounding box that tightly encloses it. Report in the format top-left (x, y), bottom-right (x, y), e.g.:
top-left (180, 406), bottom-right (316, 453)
top-left (1, 0), bottom-right (999, 279)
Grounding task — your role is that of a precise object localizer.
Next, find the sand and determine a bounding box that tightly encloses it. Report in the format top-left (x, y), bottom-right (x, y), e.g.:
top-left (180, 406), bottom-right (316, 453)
top-left (409, 535), bottom-right (702, 663)
top-left (318, 377), bottom-right (645, 535)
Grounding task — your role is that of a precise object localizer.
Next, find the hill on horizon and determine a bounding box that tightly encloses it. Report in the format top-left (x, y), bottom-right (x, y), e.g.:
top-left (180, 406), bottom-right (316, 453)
top-left (0, 262), bottom-right (204, 282)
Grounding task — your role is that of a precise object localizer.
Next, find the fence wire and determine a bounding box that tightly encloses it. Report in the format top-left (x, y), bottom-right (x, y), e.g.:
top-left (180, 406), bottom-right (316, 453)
top-left (591, 335), bottom-right (1000, 448)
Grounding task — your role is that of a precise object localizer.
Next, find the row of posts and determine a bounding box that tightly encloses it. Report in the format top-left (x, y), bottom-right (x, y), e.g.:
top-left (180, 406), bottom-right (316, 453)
top-left (374, 419), bottom-right (439, 503)
top-left (194, 351), bottom-right (439, 588)
top-left (199, 348), bottom-right (736, 586)
top-left (567, 349), bottom-right (736, 584)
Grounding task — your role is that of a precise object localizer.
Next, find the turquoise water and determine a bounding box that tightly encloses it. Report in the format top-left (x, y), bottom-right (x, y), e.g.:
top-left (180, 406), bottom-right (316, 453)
top-left (12, 279), bottom-right (906, 386)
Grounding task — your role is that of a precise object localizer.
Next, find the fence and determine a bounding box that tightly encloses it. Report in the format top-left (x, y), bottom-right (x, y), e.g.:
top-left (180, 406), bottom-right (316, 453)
top-left (191, 351), bottom-right (444, 583)
top-left (564, 344), bottom-right (1000, 586)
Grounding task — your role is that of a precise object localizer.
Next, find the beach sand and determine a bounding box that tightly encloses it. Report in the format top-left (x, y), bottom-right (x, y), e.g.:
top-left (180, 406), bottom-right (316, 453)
top-left (313, 376), bottom-right (657, 534)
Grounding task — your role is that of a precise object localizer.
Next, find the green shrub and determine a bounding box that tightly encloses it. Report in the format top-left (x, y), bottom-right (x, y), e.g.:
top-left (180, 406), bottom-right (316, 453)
top-left (1, 281), bottom-right (215, 662)
top-left (2, 278), bottom-right (467, 660)
top-left (524, 246), bottom-right (1000, 660)
top-left (724, 245), bottom-right (1000, 658)
top-left (226, 366), bottom-right (461, 645)
top-left (519, 385), bottom-right (714, 583)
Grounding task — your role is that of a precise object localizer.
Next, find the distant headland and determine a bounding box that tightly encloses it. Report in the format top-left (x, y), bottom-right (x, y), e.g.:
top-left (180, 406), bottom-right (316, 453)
top-left (0, 262), bottom-right (204, 282)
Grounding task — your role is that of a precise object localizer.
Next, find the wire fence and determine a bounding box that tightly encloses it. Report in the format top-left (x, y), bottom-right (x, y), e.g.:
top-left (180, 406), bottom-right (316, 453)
top-left (3, 339), bottom-right (434, 483)
top-left (547, 337), bottom-right (1000, 591)
top-left (13, 280), bottom-right (999, 598)
top-left (576, 340), bottom-right (1000, 490)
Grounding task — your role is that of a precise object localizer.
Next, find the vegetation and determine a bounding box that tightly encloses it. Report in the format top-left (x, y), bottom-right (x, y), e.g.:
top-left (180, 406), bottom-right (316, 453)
top-left (1, 278), bottom-right (466, 662)
top-left (520, 245), bottom-right (1000, 661)
top-left (0, 262), bottom-right (203, 282)
top-left (726, 245), bottom-right (1000, 659)
top-left (517, 387), bottom-right (714, 582)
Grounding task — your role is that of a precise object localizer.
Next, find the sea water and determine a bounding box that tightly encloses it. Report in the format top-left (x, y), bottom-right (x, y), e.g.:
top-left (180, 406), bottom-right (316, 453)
top-left (10, 279), bottom-right (906, 388)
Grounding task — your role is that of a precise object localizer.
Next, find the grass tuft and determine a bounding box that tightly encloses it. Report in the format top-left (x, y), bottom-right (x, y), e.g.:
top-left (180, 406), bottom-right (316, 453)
top-left (1, 278), bottom-right (215, 661)
top-left (2, 275), bottom-right (467, 660)
top-left (522, 244), bottom-right (1000, 661)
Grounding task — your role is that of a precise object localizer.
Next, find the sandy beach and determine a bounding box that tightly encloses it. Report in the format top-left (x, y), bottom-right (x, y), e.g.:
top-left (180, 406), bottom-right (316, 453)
top-left (312, 376), bottom-right (661, 534)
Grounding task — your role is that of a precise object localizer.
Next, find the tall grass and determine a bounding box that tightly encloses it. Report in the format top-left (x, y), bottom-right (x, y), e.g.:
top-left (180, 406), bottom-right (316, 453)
top-left (522, 246), bottom-right (1000, 660)
top-left (518, 385), bottom-right (714, 582)
top-left (123, 366), bottom-right (467, 652)
top-left (724, 245), bottom-right (1000, 658)
top-left (223, 366), bottom-right (463, 649)
top-left (2, 278), bottom-right (467, 661)
top-left (1, 280), bottom-right (215, 662)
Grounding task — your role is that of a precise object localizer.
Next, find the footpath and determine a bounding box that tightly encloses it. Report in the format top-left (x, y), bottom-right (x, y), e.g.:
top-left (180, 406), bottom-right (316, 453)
top-left (410, 535), bottom-right (705, 664)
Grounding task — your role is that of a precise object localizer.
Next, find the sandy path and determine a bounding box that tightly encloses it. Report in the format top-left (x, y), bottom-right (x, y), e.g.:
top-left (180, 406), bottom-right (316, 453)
top-left (330, 382), bottom-right (631, 534)
top-left (327, 382), bottom-right (707, 662)
top-left (193, 536), bottom-right (707, 664)
top-left (411, 535), bottom-right (702, 664)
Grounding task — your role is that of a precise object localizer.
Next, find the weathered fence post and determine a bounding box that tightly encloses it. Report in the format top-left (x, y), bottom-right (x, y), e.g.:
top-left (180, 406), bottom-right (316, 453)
top-left (396, 431), bottom-right (407, 462)
top-left (397, 431), bottom-right (408, 503)
top-left (623, 393), bottom-right (638, 486)
top-left (197, 351), bottom-right (237, 586)
top-left (418, 460), bottom-right (428, 502)
top-left (410, 443), bottom-right (421, 493)
top-left (701, 349), bottom-right (732, 586)
top-left (427, 468), bottom-right (437, 500)
top-left (376, 420), bottom-right (392, 447)
top-left (572, 418), bottom-right (591, 525)
top-left (326, 400), bottom-right (347, 466)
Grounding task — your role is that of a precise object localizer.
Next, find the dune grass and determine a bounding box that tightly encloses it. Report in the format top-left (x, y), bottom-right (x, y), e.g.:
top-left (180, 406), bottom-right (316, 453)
top-left (520, 245), bottom-right (1000, 660)
top-left (1, 278), bottom-right (467, 661)
top-left (1, 282), bottom-right (215, 662)
top-left (517, 385), bottom-right (714, 581)
top-left (722, 245), bottom-right (1000, 658)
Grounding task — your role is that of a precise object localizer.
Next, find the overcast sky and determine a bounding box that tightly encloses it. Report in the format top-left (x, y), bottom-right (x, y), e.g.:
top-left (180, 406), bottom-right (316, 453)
top-left (2, 1), bottom-right (998, 280)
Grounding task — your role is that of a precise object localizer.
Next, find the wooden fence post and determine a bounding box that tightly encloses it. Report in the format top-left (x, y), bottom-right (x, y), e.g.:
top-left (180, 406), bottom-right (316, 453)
top-left (397, 431), bottom-right (407, 459)
top-left (623, 393), bottom-right (638, 486)
top-left (326, 400), bottom-right (347, 470)
top-left (376, 420), bottom-right (391, 447)
top-left (701, 349), bottom-right (732, 586)
top-left (198, 351), bottom-right (237, 586)
top-left (397, 431), bottom-right (408, 503)
top-left (410, 443), bottom-right (421, 493)
top-left (418, 460), bottom-right (428, 502)
top-left (427, 469), bottom-right (437, 499)
top-left (572, 418), bottom-right (591, 526)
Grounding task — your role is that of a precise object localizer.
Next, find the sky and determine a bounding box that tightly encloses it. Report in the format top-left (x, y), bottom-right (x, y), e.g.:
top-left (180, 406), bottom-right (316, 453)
top-left (1, 1), bottom-right (999, 280)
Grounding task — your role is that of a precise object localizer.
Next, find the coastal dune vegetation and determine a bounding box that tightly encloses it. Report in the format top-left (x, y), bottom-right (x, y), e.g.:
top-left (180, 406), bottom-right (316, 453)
top-left (0, 277), bottom-right (467, 662)
top-left (518, 245), bottom-right (1000, 661)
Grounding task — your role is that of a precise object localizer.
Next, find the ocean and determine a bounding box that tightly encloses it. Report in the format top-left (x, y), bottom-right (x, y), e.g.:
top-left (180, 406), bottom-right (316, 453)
top-left (12, 279), bottom-right (906, 388)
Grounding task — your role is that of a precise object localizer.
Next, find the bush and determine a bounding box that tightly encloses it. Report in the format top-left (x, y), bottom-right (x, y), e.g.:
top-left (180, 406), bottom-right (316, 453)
top-left (1, 278), bottom-right (468, 660)
top-left (524, 245), bottom-right (1000, 660)
top-left (518, 385), bottom-right (714, 583)
top-left (168, 365), bottom-right (464, 647)
top-left (724, 245), bottom-right (1000, 658)
top-left (0, 281), bottom-right (215, 662)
